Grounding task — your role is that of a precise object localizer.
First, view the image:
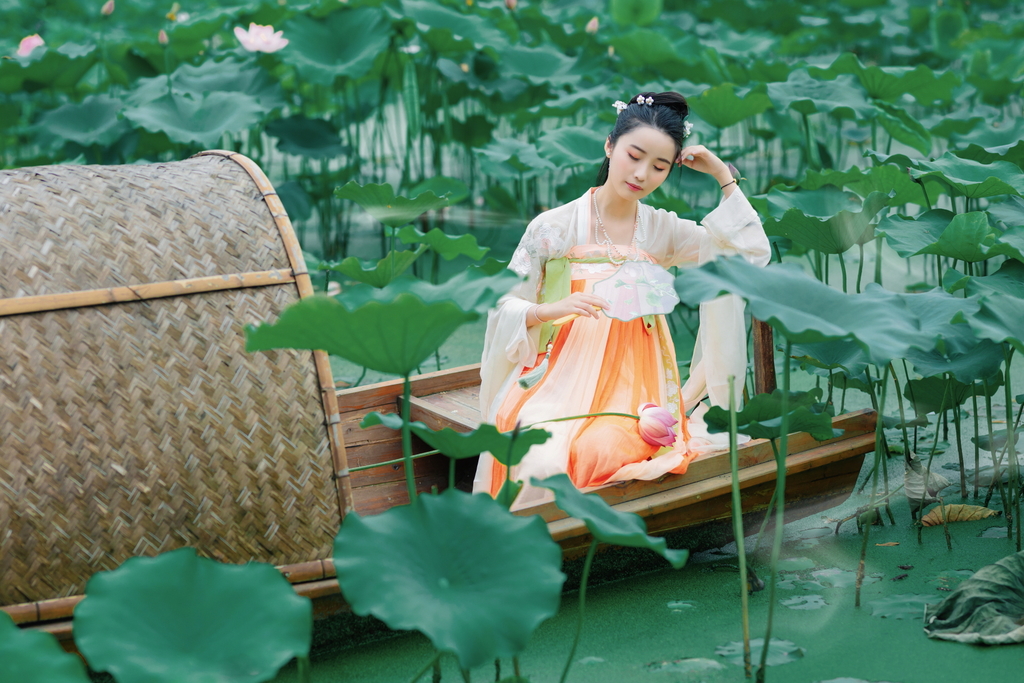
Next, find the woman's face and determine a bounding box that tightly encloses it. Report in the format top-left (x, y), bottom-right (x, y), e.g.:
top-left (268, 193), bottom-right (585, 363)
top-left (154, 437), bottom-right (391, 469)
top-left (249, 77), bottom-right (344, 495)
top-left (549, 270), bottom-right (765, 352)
top-left (603, 125), bottom-right (677, 202)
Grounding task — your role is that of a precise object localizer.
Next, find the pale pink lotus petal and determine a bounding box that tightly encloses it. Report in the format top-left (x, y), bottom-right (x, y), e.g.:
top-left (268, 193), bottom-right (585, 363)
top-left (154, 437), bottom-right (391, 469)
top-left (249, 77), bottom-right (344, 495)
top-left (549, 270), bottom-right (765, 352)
top-left (101, 0), bottom-right (115, 16)
top-left (158, 29), bottom-right (168, 45)
top-left (505, 0), bottom-right (517, 9)
top-left (585, 17), bottom-right (599, 34)
top-left (17, 34), bottom-right (44, 57)
top-left (637, 403), bottom-right (678, 448)
top-left (234, 23), bottom-right (288, 53)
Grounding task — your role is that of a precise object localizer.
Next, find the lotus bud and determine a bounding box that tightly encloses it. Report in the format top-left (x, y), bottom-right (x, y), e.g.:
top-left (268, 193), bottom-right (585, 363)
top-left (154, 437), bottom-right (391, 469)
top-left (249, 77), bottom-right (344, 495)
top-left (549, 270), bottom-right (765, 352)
top-left (637, 403), bottom-right (677, 448)
top-left (459, 63), bottom-right (470, 73)
top-left (586, 17), bottom-right (599, 34)
top-left (158, 29), bottom-right (169, 45)
top-left (16, 34), bottom-right (45, 57)
top-left (101, 0), bottom-right (114, 16)
top-left (608, 45), bottom-right (615, 57)
top-left (233, 23), bottom-right (289, 53)
top-left (505, 0), bottom-right (517, 9)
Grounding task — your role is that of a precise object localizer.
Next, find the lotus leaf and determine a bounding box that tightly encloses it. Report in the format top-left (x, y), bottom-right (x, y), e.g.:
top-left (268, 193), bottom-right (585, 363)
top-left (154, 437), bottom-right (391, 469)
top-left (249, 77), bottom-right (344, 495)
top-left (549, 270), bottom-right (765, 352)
top-left (868, 593), bottom-right (938, 620)
top-left (612, 29), bottom-right (689, 73)
top-left (398, 0), bottom-right (512, 54)
top-left (716, 638), bottom-right (804, 667)
top-left (920, 504), bottom-right (999, 527)
top-left (0, 42), bottom-right (97, 93)
top-left (474, 137), bottom-right (556, 180)
top-left (333, 489), bottom-right (564, 669)
top-left (281, 9), bottom-right (392, 85)
top-left (674, 257), bottom-right (933, 365)
top-left (925, 550), bottom-right (1024, 644)
top-left (532, 474), bottom-right (689, 568)
top-left (876, 101), bottom-right (932, 156)
top-left (904, 376), bottom-right (985, 414)
top-left (500, 44), bottom-right (577, 85)
top-left (780, 594), bottom-right (827, 610)
top-left (611, 0), bottom-right (663, 26)
top-left (35, 94), bottom-right (127, 148)
top-left (903, 326), bottom-right (1003, 384)
top-left (791, 340), bottom-right (868, 376)
top-left (0, 610), bottom-right (89, 683)
top-left (266, 116), bottom-right (345, 158)
top-left (410, 176), bottom-right (469, 206)
top-left (971, 429), bottom-right (1021, 453)
top-left (245, 268), bottom-right (518, 375)
top-left (126, 59), bottom-right (284, 113)
top-left (808, 52), bottom-right (959, 104)
top-left (909, 153), bottom-right (1024, 199)
top-left (537, 126), bottom-right (606, 167)
top-left (952, 119), bottom-right (1024, 167)
top-left (334, 182), bottom-right (449, 227)
top-left (74, 547), bottom-right (311, 683)
top-left (876, 210), bottom-right (957, 259)
top-left (967, 294), bottom-right (1024, 354)
top-left (436, 59), bottom-right (527, 102)
top-left (801, 165), bottom-right (928, 207)
top-left (361, 412), bottom-right (549, 466)
top-left (763, 187), bottom-right (888, 254)
top-left (529, 84), bottom-right (617, 118)
top-left (397, 225), bottom-right (488, 261)
top-left (124, 91), bottom-right (264, 149)
top-left (767, 71), bottom-right (877, 120)
top-left (325, 248), bottom-right (426, 288)
top-left (704, 388), bottom-right (842, 442)
top-left (688, 82), bottom-right (772, 130)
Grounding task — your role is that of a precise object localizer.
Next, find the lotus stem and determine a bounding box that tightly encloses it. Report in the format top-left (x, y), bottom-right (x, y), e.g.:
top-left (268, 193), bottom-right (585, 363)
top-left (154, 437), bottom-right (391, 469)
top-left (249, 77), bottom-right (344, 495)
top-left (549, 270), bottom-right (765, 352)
top-left (460, 667), bottom-right (471, 683)
top-left (837, 250), bottom-right (848, 293)
top-left (874, 235), bottom-right (884, 287)
top-left (297, 655), bottom-right (311, 683)
top-left (949, 373), bottom-right (966, 499)
top-left (856, 242), bottom-right (865, 293)
top-left (410, 653), bottom-right (441, 683)
top-left (918, 381), bottom-right (952, 545)
top-left (560, 538), bottom-right (598, 683)
top-left (525, 411), bottom-right (641, 428)
top-left (402, 375), bottom-right (417, 501)
top-left (1003, 345), bottom-right (1020, 552)
top-left (727, 376), bottom-right (753, 679)
top-left (972, 387), bottom-right (981, 498)
top-left (891, 362), bottom-right (912, 461)
top-left (350, 450), bottom-right (440, 473)
top-left (857, 363), bottom-right (889, 608)
top-left (756, 339), bottom-right (791, 682)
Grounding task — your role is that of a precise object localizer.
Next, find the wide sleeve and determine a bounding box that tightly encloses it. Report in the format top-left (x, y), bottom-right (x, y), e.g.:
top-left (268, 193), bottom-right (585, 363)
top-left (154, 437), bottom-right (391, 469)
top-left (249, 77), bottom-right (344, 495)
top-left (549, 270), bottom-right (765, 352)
top-left (479, 216), bottom-right (573, 422)
top-left (650, 189), bottom-right (770, 411)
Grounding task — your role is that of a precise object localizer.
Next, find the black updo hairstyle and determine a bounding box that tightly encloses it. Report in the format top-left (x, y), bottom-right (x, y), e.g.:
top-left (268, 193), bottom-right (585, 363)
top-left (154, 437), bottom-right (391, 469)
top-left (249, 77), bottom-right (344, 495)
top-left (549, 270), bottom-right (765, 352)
top-left (595, 91), bottom-right (691, 186)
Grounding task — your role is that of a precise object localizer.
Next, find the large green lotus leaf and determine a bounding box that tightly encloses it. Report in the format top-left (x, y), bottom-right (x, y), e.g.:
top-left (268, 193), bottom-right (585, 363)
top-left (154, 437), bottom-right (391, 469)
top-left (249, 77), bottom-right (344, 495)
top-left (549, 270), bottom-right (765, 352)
top-left (361, 412), bottom-right (549, 466)
top-left (529, 84), bottom-right (618, 118)
top-left (925, 550), bottom-right (1024, 644)
top-left (989, 196), bottom-right (1024, 230)
top-left (474, 137), bottom-right (556, 180)
top-left (876, 209), bottom-right (956, 258)
top-left (532, 474), bottom-right (688, 568)
top-left (924, 212), bottom-right (998, 262)
top-left (0, 42), bottom-right (97, 93)
top-left (281, 8), bottom-right (391, 85)
top-left (334, 182), bottom-right (449, 227)
top-left (763, 187), bottom-right (888, 254)
top-left (801, 165), bottom-right (928, 207)
top-left (499, 44), bottom-right (576, 85)
top-left (869, 594), bottom-right (938, 620)
top-left (905, 328), bottom-right (1003, 384)
top-left (611, 29), bottom-right (689, 71)
top-left (75, 548), bottom-right (311, 683)
top-left (610, 0), bottom-right (663, 26)
top-left (767, 70), bottom-right (877, 120)
top-left (410, 176), bottom-right (469, 206)
top-left (333, 489), bottom-right (564, 669)
top-left (791, 339), bottom-right (868, 375)
top-left (905, 375), bottom-right (981, 413)
top-left (246, 268), bottom-right (518, 375)
top-left (910, 153), bottom-right (1024, 199)
top-left (673, 258), bottom-right (932, 365)
top-left (35, 94), bottom-right (127, 148)
top-left (266, 116), bottom-right (345, 158)
top-left (808, 52), bottom-right (959, 104)
top-left (687, 82), bottom-right (772, 130)
top-left (876, 101), bottom-right (932, 156)
top-left (703, 388), bottom-right (841, 441)
top-left (398, 0), bottom-right (512, 53)
top-left (536, 126), bottom-right (606, 167)
top-left (961, 259), bottom-right (1024, 299)
top-left (967, 293), bottom-right (1024, 354)
top-left (397, 225), bottom-right (488, 261)
top-left (126, 60), bottom-right (284, 113)
top-left (0, 610), bottom-right (89, 683)
top-left (124, 91), bottom-right (264, 148)
top-left (951, 119), bottom-right (1024, 167)
top-left (990, 226), bottom-right (1024, 264)
top-left (326, 248), bottom-right (425, 288)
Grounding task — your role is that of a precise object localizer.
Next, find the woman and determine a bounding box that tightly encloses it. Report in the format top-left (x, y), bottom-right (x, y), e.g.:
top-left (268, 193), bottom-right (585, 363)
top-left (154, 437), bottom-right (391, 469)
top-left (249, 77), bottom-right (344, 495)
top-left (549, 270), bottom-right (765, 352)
top-left (474, 92), bottom-right (771, 509)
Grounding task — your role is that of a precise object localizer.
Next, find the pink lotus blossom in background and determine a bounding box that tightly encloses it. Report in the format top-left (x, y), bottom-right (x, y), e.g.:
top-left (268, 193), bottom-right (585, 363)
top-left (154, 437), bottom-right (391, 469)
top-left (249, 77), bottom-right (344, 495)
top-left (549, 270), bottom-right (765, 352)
top-left (158, 29), bottom-right (168, 45)
top-left (505, 0), bottom-right (517, 10)
top-left (637, 403), bottom-right (677, 448)
top-left (100, 0), bottom-right (115, 16)
top-left (585, 17), bottom-right (599, 34)
top-left (233, 23), bottom-right (289, 53)
top-left (17, 34), bottom-right (45, 57)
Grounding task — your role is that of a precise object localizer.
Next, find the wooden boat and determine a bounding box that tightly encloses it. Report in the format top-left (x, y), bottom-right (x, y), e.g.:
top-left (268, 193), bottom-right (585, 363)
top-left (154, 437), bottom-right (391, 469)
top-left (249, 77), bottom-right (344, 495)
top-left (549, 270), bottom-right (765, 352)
top-left (0, 153), bottom-right (875, 650)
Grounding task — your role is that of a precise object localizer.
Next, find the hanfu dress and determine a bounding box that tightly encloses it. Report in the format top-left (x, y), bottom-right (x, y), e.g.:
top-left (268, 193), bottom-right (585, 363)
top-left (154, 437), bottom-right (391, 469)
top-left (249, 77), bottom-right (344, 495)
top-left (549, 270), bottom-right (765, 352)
top-left (474, 187), bottom-right (771, 509)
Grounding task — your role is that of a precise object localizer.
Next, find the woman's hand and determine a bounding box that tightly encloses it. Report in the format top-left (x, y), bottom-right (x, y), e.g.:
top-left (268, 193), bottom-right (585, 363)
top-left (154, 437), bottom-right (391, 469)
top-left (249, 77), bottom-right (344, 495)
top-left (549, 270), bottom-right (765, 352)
top-left (531, 292), bottom-right (610, 326)
top-left (676, 145), bottom-right (734, 189)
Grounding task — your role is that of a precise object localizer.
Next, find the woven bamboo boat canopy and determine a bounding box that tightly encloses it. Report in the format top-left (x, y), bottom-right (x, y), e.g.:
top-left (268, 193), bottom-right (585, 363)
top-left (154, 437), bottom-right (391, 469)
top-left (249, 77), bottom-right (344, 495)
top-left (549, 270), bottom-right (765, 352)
top-left (0, 152), bottom-right (350, 611)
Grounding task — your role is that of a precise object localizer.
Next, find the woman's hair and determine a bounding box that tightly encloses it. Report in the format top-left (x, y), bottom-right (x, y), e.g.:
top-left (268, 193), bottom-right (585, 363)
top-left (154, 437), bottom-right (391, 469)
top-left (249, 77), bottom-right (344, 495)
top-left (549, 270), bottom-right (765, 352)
top-left (595, 91), bottom-right (690, 186)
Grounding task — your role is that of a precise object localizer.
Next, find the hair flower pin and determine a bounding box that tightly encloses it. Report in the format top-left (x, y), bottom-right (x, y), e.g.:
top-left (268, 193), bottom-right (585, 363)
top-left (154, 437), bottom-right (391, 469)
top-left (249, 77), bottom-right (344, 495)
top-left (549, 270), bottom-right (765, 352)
top-left (682, 120), bottom-right (694, 137)
top-left (636, 95), bottom-right (654, 106)
top-left (612, 100), bottom-right (628, 115)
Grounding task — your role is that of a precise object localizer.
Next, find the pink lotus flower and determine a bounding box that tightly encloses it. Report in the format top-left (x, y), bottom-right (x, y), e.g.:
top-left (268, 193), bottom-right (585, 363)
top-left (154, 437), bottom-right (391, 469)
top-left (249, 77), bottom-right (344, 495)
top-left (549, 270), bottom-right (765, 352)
top-left (17, 34), bottom-right (44, 57)
top-left (233, 23), bottom-right (289, 53)
top-left (637, 403), bottom-right (677, 448)
top-left (585, 17), bottom-right (599, 34)
top-left (505, 0), bottom-right (517, 10)
top-left (158, 29), bottom-right (168, 45)
top-left (100, 0), bottom-right (114, 16)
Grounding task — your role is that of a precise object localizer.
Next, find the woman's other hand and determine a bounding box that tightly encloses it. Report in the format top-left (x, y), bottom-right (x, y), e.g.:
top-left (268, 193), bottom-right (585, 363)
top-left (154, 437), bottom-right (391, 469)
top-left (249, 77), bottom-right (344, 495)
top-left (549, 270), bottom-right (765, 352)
top-left (531, 292), bottom-right (610, 326)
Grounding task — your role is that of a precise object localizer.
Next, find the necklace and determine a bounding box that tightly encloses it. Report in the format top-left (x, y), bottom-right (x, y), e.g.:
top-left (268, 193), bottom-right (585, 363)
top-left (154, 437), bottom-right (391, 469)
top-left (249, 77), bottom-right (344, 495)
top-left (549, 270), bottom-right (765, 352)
top-left (593, 189), bottom-right (645, 265)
